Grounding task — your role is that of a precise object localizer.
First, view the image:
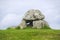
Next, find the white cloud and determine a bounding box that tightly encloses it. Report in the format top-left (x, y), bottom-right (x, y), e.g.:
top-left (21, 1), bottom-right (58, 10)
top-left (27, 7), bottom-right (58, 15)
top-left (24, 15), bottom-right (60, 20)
top-left (0, 14), bottom-right (21, 29)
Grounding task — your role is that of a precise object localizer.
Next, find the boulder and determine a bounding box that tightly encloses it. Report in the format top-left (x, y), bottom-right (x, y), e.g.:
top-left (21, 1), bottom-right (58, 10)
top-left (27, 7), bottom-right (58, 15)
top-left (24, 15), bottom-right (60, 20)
top-left (33, 20), bottom-right (49, 29)
top-left (23, 9), bottom-right (45, 20)
top-left (19, 20), bottom-right (26, 29)
top-left (19, 9), bottom-right (50, 29)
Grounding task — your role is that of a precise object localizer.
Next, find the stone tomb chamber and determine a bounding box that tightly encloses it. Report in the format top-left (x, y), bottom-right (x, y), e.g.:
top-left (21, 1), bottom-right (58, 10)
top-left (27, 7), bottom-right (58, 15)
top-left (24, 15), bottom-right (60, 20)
top-left (19, 9), bottom-right (50, 29)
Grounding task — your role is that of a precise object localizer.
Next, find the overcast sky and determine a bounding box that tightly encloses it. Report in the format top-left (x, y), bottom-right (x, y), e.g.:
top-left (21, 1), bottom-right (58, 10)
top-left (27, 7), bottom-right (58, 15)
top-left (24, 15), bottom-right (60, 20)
top-left (0, 0), bottom-right (60, 30)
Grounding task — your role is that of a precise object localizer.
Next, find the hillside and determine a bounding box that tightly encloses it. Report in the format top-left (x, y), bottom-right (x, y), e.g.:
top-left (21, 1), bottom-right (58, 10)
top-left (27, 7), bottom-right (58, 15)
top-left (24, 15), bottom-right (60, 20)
top-left (0, 29), bottom-right (60, 40)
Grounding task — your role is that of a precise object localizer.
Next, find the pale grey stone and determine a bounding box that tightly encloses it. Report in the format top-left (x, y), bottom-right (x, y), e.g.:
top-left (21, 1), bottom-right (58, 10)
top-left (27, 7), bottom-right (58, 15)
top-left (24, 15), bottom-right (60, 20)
top-left (33, 20), bottom-right (42, 28)
top-left (19, 9), bottom-right (49, 29)
top-left (19, 20), bottom-right (26, 29)
top-left (23, 9), bottom-right (45, 20)
top-left (33, 20), bottom-right (48, 28)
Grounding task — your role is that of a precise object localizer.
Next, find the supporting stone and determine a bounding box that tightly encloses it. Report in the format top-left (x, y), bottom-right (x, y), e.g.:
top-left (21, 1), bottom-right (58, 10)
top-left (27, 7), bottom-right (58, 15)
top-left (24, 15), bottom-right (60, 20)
top-left (19, 20), bottom-right (26, 29)
top-left (33, 20), bottom-right (49, 29)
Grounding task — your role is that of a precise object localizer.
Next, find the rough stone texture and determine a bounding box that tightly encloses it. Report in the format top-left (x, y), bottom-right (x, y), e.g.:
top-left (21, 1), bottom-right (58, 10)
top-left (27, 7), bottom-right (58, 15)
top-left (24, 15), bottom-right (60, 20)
top-left (19, 9), bottom-right (49, 29)
top-left (33, 20), bottom-right (43, 28)
top-left (23, 9), bottom-right (45, 20)
top-left (33, 20), bottom-right (49, 29)
top-left (19, 20), bottom-right (26, 29)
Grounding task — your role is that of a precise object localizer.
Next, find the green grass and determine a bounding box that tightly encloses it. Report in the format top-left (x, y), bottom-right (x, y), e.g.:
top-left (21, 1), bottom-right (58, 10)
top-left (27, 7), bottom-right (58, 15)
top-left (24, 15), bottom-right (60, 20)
top-left (0, 29), bottom-right (60, 40)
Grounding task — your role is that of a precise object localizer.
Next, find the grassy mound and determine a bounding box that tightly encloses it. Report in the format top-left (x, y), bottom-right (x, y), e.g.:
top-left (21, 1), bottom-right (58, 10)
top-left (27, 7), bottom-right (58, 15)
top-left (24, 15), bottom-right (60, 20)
top-left (0, 29), bottom-right (60, 40)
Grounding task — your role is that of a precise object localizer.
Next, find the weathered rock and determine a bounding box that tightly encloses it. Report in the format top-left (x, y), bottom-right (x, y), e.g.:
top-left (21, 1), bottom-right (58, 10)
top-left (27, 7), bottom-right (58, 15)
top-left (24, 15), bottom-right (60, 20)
top-left (19, 9), bottom-right (50, 29)
top-left (23, 9), bottom-right (45, 20)
top-left (33, 20), bottom-right (43, 28)
top-left (33, 20), bottom-right (49, 29)
top-left (19, 20), bottom-right (26, 29)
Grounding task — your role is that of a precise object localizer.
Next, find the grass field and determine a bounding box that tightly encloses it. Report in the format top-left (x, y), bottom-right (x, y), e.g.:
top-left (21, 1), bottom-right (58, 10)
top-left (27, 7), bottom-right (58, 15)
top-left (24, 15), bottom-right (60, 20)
top-left (0, 29), bottom-right (60, 40)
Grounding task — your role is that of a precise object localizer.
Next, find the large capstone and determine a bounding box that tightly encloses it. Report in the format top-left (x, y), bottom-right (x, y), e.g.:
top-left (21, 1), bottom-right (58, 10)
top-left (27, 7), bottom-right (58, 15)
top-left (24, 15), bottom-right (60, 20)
top-left (23, 9), bottom-right (45, 20)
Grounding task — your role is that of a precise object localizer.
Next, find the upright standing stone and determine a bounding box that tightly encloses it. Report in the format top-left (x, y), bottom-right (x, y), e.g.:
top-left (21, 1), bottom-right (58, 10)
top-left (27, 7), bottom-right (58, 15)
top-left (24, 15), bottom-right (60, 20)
top-left (19, 20), bottom-right (26, 29)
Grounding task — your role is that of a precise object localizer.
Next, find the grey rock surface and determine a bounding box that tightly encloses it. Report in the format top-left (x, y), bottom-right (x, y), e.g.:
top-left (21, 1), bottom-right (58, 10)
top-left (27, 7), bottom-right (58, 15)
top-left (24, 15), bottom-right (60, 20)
top-left (23, 9), bottom-right (45, 20)
top-left (19, 9), bottom-right (49, 29)
top-left (33, 20), bottom-right (49, 29)
top-left (19, 20), bottom-right (26, 29)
